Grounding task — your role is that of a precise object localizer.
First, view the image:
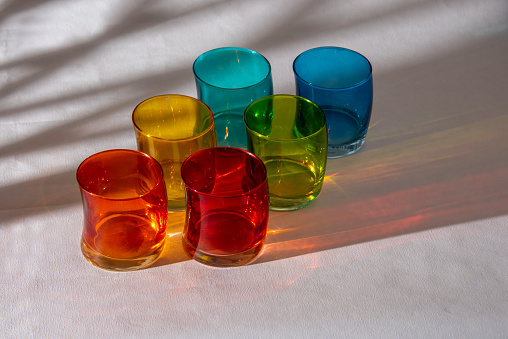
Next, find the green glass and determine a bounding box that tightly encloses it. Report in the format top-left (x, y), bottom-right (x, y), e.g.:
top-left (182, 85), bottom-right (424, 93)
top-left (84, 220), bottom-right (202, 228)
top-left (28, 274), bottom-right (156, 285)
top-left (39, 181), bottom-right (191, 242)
top-left (244, 95), bottom-right (327, 211)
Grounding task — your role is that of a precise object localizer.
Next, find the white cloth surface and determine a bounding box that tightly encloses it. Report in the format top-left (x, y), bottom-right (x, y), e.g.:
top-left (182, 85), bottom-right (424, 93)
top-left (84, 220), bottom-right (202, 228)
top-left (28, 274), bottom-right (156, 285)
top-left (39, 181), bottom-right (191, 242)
top-left (1, 0), bottom-right (508, 337)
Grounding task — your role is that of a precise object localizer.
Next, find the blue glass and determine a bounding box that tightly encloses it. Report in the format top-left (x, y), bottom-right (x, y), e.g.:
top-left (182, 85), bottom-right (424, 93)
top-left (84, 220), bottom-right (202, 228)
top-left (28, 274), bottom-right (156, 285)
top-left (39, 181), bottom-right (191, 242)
top-left (293, 47), bottom-right (373, 158)
top-left (193, 47), bottom-right (273, 149)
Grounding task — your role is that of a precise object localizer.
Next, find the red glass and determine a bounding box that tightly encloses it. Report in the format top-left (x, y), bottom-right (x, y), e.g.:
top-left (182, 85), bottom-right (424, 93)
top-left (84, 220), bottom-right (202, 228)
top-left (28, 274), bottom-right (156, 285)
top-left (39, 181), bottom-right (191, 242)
top-left (77, 149), bottom-right (168, 271)
top-left (181, 147), bottom-right (269, 267)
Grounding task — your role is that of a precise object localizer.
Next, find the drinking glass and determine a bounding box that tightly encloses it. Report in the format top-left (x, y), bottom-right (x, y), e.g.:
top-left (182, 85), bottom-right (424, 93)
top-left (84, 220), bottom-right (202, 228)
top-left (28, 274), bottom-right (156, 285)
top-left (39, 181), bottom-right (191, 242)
top-left (132, 94), bottom-right (217, 211)
top-left (293, 46), bottom-right (373, 158)
top-left (244, 94), bottom-right (327, 211)
top-left (193, 47), bottom-right (273, 149)
top-left (77, 149), bottom-right (168, 271)
top-left (181, 147), bottom-right (269, 267)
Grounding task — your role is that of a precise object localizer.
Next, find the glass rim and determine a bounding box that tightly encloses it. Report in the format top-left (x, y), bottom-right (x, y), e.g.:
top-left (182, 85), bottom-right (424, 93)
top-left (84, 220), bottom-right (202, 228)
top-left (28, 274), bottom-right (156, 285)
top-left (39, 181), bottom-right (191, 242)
top-left (244, 94), bottom-right (327, 142)
top-left (181, 147), bottom-right (268, 198)
top-left (76, 149), bottom-right (165, 201)
top-left (293, 46), bottom-right (373, 90)
top-left (192, 47), bottom-right (272, 90)
top-left (132, 94), bottom-right (216, 142)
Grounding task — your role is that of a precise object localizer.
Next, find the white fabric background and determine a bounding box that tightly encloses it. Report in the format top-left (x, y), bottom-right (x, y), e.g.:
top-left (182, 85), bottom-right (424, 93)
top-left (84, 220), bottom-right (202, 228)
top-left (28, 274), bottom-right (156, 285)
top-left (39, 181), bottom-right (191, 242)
top-left (1, 0), bottom-right (508, 337)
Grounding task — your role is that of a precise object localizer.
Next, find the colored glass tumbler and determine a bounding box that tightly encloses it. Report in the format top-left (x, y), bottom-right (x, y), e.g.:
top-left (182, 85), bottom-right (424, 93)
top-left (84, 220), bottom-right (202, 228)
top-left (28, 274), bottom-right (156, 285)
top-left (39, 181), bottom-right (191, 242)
top-left (193, 47), bottom-right (273, 149)
top-left (293, 47), bottom-right (373, 158)
top-left (181, 147), bottom-right (269, 267)
top-left (77, 149), bottom-right (168, 271)
top-left (244, 95), bottom-right (327, 211)
top-left (132, 94), bottom-right (217, 211)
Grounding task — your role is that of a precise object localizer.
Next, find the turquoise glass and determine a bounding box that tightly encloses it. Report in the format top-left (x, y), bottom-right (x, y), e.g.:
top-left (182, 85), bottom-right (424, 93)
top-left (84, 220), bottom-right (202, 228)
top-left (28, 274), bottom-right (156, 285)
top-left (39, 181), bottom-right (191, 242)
top-left (193, 47), bottom-right (273, 149)
top-left (294, 47), bottom-right (373, 158)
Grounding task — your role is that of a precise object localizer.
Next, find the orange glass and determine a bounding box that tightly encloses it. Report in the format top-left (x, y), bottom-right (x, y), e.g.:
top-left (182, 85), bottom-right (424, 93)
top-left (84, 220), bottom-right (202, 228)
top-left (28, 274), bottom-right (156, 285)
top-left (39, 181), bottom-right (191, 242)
top-left (132, 94), bottom-right (217, 211)
top-left (77, 149), bottom-right (168, 271)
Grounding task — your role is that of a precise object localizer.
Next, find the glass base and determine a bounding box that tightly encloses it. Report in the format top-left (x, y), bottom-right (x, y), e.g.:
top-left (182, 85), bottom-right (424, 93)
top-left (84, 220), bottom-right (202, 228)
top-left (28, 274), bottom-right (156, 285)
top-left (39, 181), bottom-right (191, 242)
top-left (268, 194), bottom-right (319, 211)
top-left (182, 236), bottom-right (264, 267)
top-left (263, 158), bottom-right (322, 211)
top-left (214, 110), bottom-right (248, 149)
top-left (167, 198), bottom-right (186, 212)
top-left (327, 136), bottom-right (365, 158)
top-left (81, 238), bottom-right (164, 271)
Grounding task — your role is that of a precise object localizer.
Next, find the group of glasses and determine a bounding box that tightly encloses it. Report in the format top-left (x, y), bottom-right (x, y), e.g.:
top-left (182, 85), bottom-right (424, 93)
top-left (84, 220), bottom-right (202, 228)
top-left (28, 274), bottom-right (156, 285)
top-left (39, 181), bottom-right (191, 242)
top-left (76, 46), bottom-right (374, 271)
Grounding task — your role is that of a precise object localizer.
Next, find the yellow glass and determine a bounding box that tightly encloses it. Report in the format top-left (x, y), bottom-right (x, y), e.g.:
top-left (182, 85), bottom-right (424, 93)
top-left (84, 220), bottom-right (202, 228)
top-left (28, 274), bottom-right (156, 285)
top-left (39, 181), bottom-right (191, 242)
top-left (244, 95), bottom-right (327, 211)
top-left (132, 94), bottom-right (217, 211)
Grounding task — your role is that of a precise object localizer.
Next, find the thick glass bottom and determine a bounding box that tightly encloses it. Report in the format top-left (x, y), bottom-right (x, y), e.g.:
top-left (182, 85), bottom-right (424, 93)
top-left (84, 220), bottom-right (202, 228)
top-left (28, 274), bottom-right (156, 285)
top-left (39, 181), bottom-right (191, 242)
top-left (159, 159), bottom-right (186, 211)
top-left (214, 110), bottom-right (247, 149)
top-left (182, 236), bottom-right (264, 267)
top-left (167, 198), bottom-right (186, 211)
top-left (328, 136), bottom-right (366, 158)
top-left (80, 213), bottom-right (166, 271)
top-left (322, 107), bottom-right (368, 158)
top-left (81, 238), bottom-right (164, 271)
top-left (264, 158), bottom-right (322, 211)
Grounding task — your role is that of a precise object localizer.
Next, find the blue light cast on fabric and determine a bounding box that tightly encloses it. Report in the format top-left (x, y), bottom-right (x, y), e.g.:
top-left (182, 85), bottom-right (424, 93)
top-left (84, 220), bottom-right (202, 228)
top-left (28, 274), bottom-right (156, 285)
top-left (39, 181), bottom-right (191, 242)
top-left (293, 47), bottom-right (373, 158)
top-left (193, 47), bottom-right (273, 149)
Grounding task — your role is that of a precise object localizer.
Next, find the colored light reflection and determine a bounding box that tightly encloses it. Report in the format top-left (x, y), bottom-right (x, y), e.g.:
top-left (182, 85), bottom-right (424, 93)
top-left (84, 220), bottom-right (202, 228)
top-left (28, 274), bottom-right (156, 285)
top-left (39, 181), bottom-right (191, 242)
top-left (257, 113), bottom-right (508, 264)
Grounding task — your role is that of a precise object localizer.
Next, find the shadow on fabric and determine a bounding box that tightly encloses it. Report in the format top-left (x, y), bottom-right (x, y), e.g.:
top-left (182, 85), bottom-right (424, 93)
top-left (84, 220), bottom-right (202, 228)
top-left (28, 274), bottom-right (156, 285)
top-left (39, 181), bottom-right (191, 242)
top-left (256, 34), bottom-right (508, 264)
